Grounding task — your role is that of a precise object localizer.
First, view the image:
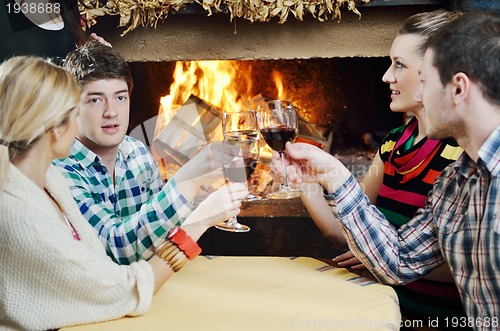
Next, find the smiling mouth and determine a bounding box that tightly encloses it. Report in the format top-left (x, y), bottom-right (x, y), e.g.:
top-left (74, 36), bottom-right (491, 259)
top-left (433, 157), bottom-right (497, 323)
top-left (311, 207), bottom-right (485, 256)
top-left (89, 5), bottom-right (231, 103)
top-left (102, 124), bottom-right (119, 129)
top-left (390, 90), bottom-right (401, 98)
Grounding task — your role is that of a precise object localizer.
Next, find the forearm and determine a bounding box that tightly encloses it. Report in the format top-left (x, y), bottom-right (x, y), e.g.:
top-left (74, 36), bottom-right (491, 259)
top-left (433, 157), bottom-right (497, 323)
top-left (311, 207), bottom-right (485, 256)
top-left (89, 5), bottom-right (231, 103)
top-left (148, 255), bottom-right (175, 294)
top-left (148, 225), bottom-right (206, 293)
top-left (332, 175), bottom-right (443, 284)
top-left (180, 222), bottom-right (209, 242)
top-left (319, 158), bottom-right (353, 195)
top-left (283, 143), bottom-right (441, 282)
top-left (300, 183), bottom-right (347, 248)
top-left (171, 174), bottom-right (200, 204)
top-left (171, 168), bottom-right (226, 205)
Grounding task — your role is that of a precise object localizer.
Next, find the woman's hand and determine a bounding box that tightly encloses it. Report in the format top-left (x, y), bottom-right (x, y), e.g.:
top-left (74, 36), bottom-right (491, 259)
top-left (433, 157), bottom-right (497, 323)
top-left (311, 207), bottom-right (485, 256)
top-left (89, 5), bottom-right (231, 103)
top-left (183, 183), bottom-right (248, 229)
top-left (333, 251), bottom-right (367, 270)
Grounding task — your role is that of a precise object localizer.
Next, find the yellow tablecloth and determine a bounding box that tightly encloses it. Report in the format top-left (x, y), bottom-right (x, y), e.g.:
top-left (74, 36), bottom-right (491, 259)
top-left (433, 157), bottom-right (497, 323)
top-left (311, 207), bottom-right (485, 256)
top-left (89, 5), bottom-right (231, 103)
top-left (63, 256), bottom-right (400, 331)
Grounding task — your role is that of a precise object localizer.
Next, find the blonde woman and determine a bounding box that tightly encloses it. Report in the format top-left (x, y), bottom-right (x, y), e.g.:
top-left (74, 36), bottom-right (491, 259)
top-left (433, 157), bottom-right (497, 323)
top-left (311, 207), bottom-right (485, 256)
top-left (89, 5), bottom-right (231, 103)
top-left (0, 56), bottom-right (246, 329)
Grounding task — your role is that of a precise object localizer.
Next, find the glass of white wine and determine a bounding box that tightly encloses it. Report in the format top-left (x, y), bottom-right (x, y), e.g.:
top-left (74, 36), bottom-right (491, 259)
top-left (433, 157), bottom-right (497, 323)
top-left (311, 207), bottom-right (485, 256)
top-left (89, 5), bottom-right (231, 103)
top-left (216, 111), bottom-right (259, 233)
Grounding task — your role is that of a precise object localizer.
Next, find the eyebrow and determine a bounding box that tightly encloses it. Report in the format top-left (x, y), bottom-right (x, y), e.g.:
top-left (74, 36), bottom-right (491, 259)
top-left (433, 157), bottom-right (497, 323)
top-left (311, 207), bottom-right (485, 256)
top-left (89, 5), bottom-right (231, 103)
top-left (85, 89), bottom-right (129, 96)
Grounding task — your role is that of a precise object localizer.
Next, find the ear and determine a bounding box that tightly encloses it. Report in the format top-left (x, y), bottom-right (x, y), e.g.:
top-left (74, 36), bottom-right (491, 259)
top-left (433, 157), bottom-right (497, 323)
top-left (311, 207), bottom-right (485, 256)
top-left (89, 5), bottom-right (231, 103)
top-left (50, 127), bottom-right (64, 142)
top-left (451, 72), bottom-right (470, 106)
top-left (53, 127), bottom-right (61, 136)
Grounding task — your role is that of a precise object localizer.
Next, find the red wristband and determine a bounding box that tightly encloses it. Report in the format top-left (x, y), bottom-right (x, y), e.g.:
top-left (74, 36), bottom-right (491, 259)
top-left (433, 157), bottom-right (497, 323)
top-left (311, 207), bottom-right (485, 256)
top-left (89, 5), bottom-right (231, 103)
top-left (168, 227), bottom-right (202, 260)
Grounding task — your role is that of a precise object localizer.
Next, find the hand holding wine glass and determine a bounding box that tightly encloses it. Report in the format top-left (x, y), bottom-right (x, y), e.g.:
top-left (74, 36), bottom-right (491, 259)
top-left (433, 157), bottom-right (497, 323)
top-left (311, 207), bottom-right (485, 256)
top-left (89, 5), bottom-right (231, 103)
top-left (215, 111), bottom-right (260, 233)
top-left (257, 100), bottom-right (301, 199)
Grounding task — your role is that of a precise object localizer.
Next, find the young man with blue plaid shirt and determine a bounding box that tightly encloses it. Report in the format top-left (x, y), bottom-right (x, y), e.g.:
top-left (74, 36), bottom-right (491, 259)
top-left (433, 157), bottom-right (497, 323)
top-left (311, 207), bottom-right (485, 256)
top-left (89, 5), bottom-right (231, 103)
top-left (54, 42), bottom-right (247, 265)
top-left (276, 11), bottom-right (500, 329)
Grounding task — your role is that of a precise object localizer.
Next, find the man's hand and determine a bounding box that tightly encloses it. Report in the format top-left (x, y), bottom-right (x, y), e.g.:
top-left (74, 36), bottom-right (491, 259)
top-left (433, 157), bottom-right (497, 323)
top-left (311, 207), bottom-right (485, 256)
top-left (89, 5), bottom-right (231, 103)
top-left (173, 141), bottom-right (234, 188)
top-left (272, 142), bottom-right (351, 193)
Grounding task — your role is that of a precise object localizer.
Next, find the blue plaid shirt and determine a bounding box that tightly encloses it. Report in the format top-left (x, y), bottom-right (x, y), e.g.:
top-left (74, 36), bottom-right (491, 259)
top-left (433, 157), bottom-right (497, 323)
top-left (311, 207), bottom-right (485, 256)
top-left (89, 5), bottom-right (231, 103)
top-left (332, 126), bottom-right (500, 328)
top-left (53, 136), bottom-right (194, 265)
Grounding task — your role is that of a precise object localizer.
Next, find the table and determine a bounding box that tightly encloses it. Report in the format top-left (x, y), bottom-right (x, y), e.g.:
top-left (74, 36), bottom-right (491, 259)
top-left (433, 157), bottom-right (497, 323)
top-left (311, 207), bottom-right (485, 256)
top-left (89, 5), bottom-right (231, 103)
top-left (62, 256), bottom-right (400, 331)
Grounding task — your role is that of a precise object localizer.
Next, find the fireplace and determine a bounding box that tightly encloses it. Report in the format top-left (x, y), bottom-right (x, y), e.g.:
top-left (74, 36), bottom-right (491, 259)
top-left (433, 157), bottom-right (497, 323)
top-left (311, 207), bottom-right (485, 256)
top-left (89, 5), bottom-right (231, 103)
top-left (82, 0), bottom-right (498, 178)
top-left (126, 57), bottom-right (402, 152)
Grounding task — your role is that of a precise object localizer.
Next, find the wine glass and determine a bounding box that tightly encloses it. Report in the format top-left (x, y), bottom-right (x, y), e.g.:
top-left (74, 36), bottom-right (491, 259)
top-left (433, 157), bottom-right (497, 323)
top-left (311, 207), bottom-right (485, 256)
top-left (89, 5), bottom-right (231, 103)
top-left (215, 111), bottom-right (260, 233)
top-left (257, 100), bottom-right (301, 199)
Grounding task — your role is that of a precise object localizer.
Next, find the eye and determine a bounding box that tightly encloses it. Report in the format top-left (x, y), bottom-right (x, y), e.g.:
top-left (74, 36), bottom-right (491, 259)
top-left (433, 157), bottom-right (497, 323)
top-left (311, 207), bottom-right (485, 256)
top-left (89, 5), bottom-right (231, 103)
top-left (117, 95), bottom-right (128, 102)
top-left (395, 61), bottom-right (405, 69)
top-left (87, 97), bottom-right (101, 104)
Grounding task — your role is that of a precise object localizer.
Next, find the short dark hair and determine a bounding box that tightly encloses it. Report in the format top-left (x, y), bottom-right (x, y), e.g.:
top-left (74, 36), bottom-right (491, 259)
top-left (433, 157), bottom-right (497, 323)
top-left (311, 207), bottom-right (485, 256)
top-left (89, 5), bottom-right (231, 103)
top-left (398, 9), bottom-right (463, 57)
top-left (64, 41), bottom-right (133, 92)
top-left (426, 10), bottom-right (500, 106)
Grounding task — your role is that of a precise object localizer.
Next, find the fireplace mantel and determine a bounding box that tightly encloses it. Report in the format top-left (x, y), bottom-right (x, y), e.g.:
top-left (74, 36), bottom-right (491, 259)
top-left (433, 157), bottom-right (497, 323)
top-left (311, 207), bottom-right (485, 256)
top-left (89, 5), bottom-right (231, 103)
top-left (89, 4), bottom-right (446, 61)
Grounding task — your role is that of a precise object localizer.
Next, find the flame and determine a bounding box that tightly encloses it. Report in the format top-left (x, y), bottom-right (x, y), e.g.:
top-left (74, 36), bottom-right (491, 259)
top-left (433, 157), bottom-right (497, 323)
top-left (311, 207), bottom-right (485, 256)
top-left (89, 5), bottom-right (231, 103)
top-left (159, 61), bottom-right (294, 121)
top-left (272, 70), bottom-right (287, 101)
top-left (156, 60), bottom-right (297, 146)
top-left (159, 61), bottom-right (254, 124)
top-left (153, 60), bottom-right (329, 183)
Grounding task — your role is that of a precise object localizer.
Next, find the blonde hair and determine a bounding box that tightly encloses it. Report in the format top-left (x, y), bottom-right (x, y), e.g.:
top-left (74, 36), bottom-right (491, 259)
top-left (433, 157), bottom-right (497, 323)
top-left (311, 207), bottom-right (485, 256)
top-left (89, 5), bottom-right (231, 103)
top-left (0, 56), bottom-right (80, 190)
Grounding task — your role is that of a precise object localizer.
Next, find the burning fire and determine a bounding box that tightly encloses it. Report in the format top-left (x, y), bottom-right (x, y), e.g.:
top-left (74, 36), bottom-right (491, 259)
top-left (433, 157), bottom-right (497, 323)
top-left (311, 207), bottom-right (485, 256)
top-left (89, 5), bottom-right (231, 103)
top-left (160, 61), bottom-right (249, 122)
top-left (154, 60), bottom-right (290, 188)
top-left (158, 60), bottom-right (290, 126)
top-left (272, 71), bottom-right (286, 101)
top-left (151, 60), bottom-right (326, 189)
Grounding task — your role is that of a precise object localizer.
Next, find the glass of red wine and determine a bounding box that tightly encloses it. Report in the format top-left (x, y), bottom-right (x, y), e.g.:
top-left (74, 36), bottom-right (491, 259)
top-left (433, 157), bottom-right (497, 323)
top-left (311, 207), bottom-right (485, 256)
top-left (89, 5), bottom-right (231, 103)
top-left (257, 100), bottom-right (301, 199)
top-left (215, 111), bottom-right (259, 233)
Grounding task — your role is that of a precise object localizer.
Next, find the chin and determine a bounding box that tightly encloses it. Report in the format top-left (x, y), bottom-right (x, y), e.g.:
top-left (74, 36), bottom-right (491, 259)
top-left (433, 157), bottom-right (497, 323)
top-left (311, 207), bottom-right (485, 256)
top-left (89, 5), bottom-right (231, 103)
top-left (104, 140), bottom-right (123, 149)
top-left (389, 103), bottom-right (406, 114)
top-left (103, 133), bottom-right (126, 146)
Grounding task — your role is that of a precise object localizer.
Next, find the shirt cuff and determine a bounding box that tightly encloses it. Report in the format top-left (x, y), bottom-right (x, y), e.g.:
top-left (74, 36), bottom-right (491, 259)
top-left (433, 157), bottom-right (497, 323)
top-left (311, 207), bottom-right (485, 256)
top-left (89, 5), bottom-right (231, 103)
top-left (331, 174), bottom-right (366, 217)
top-left (163, 177), bottom-right (196, 222)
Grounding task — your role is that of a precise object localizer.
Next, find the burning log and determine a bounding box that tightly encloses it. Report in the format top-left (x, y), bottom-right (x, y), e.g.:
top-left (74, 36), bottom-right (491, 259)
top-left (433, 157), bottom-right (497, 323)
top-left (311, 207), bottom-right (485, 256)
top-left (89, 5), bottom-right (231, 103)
top-left (152, 95), bottom-right (222, 178)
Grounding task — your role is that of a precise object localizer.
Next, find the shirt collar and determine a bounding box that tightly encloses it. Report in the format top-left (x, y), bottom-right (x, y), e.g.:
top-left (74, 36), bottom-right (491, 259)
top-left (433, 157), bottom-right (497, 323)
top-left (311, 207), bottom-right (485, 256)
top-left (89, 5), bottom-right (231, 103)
top-left (477, 125), bottom-right (500, 176)
top-left (118, 136), bottom-right (137, 160)
top-left (69, 139), bottom-right (100, 169)
top-left (69, 136), bottom-right (136, 169)
top-left (452, 125), bottom-right (500, 179)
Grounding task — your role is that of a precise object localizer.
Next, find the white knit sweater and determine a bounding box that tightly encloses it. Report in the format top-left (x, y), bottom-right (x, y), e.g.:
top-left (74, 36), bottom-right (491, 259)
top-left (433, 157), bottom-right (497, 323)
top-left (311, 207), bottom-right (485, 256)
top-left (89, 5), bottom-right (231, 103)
top-left (0, 164), bottom-right (155, 330)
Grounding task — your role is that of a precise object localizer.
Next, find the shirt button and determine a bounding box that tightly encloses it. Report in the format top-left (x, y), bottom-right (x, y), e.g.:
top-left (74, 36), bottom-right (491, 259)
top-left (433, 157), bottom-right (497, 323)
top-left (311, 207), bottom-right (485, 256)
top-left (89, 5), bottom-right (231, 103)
top-left (141, 187), bottom-right (145, 192)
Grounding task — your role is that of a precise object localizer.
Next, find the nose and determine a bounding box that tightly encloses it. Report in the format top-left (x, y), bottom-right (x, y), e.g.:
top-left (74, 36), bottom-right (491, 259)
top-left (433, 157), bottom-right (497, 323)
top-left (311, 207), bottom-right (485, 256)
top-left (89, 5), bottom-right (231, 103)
top-left (103, 100), bottom-right (119, 118)
top-left (382, 64), bottom-right (395, 84)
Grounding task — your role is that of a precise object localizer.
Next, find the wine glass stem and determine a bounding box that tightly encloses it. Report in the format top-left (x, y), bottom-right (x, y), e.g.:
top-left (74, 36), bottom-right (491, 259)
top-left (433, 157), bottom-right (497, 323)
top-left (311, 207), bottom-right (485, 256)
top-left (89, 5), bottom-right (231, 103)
top-left (279, 152), bottom-right (291, 189)
top-left (227, 216), bottom-right (238, 226)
